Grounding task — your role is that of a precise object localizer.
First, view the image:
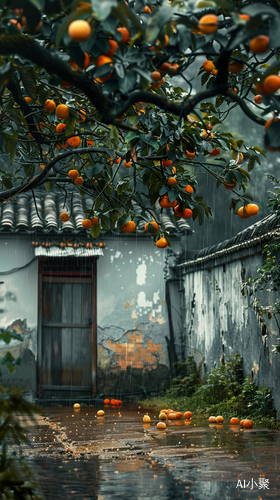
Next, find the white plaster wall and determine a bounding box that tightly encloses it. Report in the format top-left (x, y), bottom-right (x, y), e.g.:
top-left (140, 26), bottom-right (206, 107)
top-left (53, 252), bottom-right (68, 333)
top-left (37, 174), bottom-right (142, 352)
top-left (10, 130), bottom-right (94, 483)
top-left (183, 252), bottom-right (280, 415)
top-left (0, 235), bottom-right (38, 330)
top-left (97, 236), bottom-right (179, 329)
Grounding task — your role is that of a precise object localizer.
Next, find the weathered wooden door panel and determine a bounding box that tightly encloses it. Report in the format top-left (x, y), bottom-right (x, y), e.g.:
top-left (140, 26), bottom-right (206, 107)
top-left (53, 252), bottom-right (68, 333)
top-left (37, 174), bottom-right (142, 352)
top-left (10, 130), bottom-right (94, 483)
top-left (41, 327), bottom-right (62, 386)
top-left (39, 271), bottom-right (94, 398)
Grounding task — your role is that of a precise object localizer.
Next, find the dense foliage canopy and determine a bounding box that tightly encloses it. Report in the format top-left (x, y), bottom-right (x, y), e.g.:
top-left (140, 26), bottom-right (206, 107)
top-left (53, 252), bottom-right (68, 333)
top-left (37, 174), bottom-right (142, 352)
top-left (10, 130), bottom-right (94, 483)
top-left (0, 0), bottom-right (280, 244)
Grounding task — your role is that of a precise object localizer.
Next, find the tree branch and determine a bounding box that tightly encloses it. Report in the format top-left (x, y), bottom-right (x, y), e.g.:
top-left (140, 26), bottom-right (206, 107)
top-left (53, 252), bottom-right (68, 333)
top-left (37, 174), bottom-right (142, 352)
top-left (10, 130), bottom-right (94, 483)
top-left (224, 89), bottom-right (266, 125)
top-left (0, 34), bottom-right (107, 114)
top-left (0, 34), bottom-right (266, 131)
top-left (7, 75), bottom-right (47, 144)
top-left (0, 147), bottom-right (125, 202)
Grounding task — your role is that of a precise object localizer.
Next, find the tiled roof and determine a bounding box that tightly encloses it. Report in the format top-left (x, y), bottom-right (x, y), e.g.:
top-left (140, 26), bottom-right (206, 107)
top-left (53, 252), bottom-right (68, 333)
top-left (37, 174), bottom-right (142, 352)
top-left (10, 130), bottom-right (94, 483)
top-left (0, 188), bottom-right (192, 235)
top-left (177, 214), bottom-right (280, 271)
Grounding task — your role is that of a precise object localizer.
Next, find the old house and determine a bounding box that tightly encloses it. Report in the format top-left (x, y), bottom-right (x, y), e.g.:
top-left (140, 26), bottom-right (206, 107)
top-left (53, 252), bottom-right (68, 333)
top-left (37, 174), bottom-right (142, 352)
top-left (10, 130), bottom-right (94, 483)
top-left (0, 188), bottom-right (191, 403)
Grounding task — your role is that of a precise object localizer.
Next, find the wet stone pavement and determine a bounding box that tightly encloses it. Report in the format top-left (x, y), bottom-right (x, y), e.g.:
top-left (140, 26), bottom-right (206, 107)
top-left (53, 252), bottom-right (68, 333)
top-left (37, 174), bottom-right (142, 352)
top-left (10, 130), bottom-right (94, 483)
top-left (14, 405), bottom-right (280, 499)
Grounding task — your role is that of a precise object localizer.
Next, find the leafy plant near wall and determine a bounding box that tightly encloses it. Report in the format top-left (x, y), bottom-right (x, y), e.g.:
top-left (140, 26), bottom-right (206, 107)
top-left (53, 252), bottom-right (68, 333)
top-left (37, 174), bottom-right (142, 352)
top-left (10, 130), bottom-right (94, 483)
top-left (170, 355), bottom-right (203, 396)
top-left (184, 353), bottom-right (243, 404)
top-left (0, 331), bottom-right (42, 499)
top-left (0, 329), bottom-right (23, 373)
top-left (241, 174), bottom-right (280, 353)
top-left (143, 353), bottom-right (278, 427)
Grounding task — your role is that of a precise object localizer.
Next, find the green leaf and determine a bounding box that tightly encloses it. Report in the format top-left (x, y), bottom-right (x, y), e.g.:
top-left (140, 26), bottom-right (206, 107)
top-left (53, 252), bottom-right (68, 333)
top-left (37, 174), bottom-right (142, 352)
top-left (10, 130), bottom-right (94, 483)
top-left (199, 202), bottom-right (210, 218)
top-left (19, 69), bottom-right (37, 100)
top-left (215, 0), bottom-right (233, 8)
top-left (0, 331), bottom-right (23, 344)
top-left (145, 19), bottom-right (161, 44)
top-left (195, 0), bottom-right (216, 6)
top-left (119, 72), bottom-right (137, 94)
top-left (139, 133), bottom-right (158, 149)
top-left (113, 1), bottom-right (143, 32)
top-left (177, 25), bottom-right (192, 52)
top-left (2, 176), bottom-right (12, 189)
top-left (125, 131), bottom-right (140, 143)
top-left (91, 223), bottom-right (101, 238)
top-left (44, 181), bottom-right (52, 192)
top-left (194, 206), bottom-right (204, 225)
top-left (215, 95), bottom-right (225, 108)
top-left (89, 162), bottom-right (105, 175)
top-left (2, 352), bottom-right (15, 373)
top-left (9, 140), bottom-right (16, 165)
top-left (23, 164), bottom-right (35, 178)
top-left (201, 72), bottom-right (211, 86)
top-left (248, 157), bottom-right (256, 172)
top-left (167, 189), bottom-right (177, 203)
top-left (91, 0), bottom-right (117, 20)
top-left (38, 88), bottom-right (51, 107)
top-left (165, 235), bottom-right (172, 248)
top-left (150, 191), bottom-right (159, 207)
top-left (100, 214), bottom-right (111, 230)
top-left (117, 180), bottom-right (129, 195)
top-left (66, 114), bottom-right (77, 135)
top-left (238, 168), bottom-right (251, 180)
top-left (131, 66), bottom-right (152, 82)
top-left (242, 194), bottom-right (253, 201)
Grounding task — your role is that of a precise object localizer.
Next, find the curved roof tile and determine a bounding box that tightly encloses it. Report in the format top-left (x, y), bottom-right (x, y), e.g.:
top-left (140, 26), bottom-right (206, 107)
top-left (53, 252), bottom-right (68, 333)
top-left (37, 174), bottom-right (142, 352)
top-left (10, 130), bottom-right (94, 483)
top-left (177, 214), bottom-right (280, 270)
top-left (0, 188), bottom-right (192, 236)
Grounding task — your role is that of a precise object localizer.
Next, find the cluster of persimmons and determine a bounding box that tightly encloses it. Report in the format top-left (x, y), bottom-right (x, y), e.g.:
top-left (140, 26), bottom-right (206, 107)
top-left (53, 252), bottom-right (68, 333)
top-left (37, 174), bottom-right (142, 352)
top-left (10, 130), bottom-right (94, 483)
top-left (9, 2), bottom-right (278, 250)
top-left (91, 404), bottom-right (254, 430)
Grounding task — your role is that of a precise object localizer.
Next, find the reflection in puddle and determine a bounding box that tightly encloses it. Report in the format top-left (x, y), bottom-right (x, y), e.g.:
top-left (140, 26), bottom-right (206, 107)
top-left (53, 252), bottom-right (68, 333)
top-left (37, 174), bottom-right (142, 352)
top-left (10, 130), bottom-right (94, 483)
top-left (30, 407), bottom-right (280, 499)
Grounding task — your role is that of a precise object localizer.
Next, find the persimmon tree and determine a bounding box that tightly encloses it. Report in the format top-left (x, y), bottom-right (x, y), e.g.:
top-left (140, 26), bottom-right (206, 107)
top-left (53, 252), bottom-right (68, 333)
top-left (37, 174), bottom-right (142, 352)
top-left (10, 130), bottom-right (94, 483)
top-left (0, 0), bottom-right (280, 246)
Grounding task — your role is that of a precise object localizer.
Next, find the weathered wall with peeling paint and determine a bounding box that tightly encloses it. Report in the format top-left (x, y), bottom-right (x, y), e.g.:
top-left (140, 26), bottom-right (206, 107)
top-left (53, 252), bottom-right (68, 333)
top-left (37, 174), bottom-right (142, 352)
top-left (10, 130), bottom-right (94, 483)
top-left (0, 234), bottom-right (180, 399)
top-left (96, 235), bottom-right (180, 397)
top-left (178, 248), bottom-right (280, 416)
top-left (0, 235), bottom-right (38, 393)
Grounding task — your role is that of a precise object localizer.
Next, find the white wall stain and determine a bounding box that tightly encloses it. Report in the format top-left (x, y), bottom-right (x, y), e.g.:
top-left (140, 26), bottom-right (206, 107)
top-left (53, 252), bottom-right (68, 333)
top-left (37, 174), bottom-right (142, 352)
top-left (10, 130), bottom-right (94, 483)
top-left (115, 251), bottom-right (122, 259)
top-left (137, 291), bottom-right (152, 309)
top-left (153, 291), bottom-right (160, 303)
top-left (136, 262), bottom-right (147, 286)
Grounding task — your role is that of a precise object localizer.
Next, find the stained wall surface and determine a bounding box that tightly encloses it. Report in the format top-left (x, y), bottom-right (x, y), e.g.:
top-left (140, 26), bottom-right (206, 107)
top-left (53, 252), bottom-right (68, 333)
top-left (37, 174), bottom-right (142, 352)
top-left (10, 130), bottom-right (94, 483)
top-left (180, 248), bottom-right (280, 416)
top-left (0, 234), bottom-right (180, 399)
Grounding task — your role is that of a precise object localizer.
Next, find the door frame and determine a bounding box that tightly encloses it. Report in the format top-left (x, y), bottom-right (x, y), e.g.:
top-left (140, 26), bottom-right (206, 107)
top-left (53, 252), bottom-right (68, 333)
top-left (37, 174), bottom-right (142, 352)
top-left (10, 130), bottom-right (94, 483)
top-left (37, 257), bottom-right (97, 399)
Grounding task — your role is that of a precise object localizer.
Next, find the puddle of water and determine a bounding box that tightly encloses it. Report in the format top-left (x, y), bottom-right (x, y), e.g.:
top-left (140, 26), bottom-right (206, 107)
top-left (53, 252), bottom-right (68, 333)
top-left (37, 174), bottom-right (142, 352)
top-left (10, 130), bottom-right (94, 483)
top-left (29, 454), bottom-right (279, 500)
top-left (30, 456), bottom-right (188, 500)
top-left (29, 406), bottom-right (280, 499)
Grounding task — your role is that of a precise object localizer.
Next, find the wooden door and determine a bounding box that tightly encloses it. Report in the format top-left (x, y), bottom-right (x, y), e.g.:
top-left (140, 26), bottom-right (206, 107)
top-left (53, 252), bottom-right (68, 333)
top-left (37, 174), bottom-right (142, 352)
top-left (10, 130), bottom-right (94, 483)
top-left (38, 259), bottom-right (97, 401)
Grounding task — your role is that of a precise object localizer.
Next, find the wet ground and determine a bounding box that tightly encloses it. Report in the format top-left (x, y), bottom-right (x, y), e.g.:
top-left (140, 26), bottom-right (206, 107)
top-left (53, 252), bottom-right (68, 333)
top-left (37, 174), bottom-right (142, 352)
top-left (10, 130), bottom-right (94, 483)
top-left (14, 405), bottom-right (280, 499)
